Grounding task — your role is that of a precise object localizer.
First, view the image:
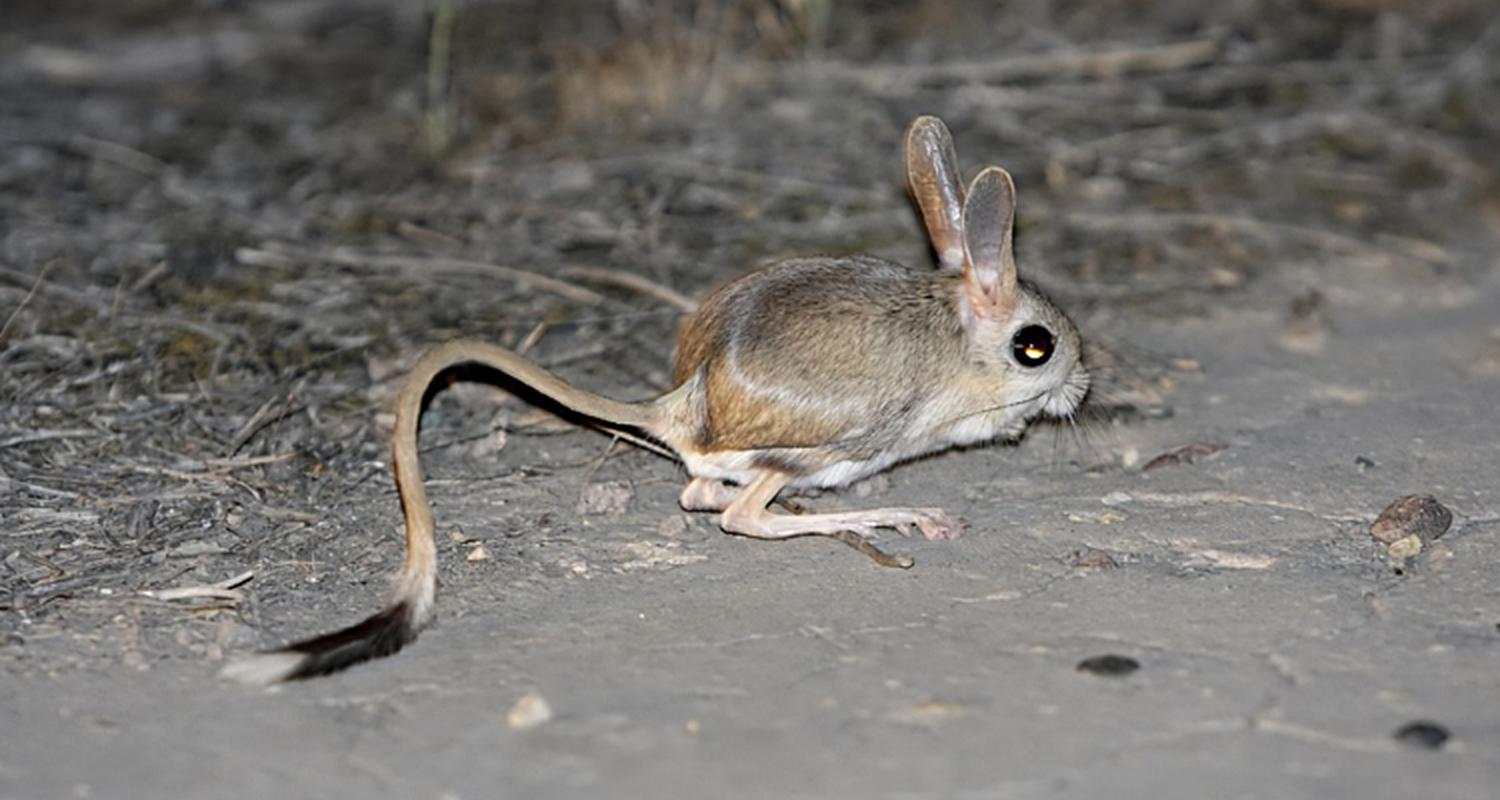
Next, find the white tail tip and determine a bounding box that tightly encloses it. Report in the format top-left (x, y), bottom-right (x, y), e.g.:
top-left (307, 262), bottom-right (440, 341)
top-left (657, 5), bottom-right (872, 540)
top-left (218, 652), bottom-right (307, 686)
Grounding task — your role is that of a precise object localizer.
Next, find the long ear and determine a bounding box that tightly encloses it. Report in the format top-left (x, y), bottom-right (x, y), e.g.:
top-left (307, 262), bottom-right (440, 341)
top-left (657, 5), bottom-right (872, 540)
top-left (961, 167), bottom-right (1021, 316)
top-left (904, 116), bottom-right (966, 272)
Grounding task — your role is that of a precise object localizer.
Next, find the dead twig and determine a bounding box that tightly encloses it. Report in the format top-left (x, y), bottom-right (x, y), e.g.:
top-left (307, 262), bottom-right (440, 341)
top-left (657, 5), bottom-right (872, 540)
top-left (254, 246), bottom-right (614, 306)
top-left (808, 38), bottom-right (1221, 92)
top-left (460, 154), bottom-right (888, 206)
top-left (127, 451), bottom-right (296, 483)
top-left (196, 452), bottom-right (299, 470)
top-left (20, 551), bottom-right (67, 581)
top-left (6, 479), bottom-right (83, 500)
top-left (0, 428), bottom-right (96, 449)
top-left (67, 134), bottom-right (166, 175)
top-left (1145, 110), bottom-right (1487, 187)
top-left (515, 321), bottom-right (548, 354)
top-left (226, 392), bottom-right (304, 457)
top-left (617, 155), bottom-right (886, 204)
top-left (1057, 211), bottom-right (1452, 267)
top-left (0, 264), bottom-right (104, 311)
top-left (560, 265), bottom-right (699, 313)
top-left (139, 570), bottom-right (254, 603)
top-left (0, 260), bottom-right (56, 346)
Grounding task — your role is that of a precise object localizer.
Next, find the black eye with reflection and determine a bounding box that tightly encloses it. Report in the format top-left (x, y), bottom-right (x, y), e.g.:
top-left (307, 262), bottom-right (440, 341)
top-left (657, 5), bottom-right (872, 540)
top-left (1011, 325), bottom-right (1054, 368)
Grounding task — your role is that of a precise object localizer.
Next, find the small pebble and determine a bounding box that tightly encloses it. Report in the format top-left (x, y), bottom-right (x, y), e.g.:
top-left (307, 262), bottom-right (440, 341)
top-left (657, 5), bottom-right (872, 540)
top-left (1370, 495), bottom-right (1452, 544)
top-left (466, 545), bottom-right (490, 562)
top-left (1279, 288), bottom-right (1330, 355)
top-left (1354, 456), bottom-right (1376, 472)
top-left (1075, 654), bottom-right (1139, 677)
top-left (507, 690), bottom-right (554, 730)
top-left (1071, 548), bottom-right (1119, 570)
top-left (576, 480), bottom-right (633, 516)
top-left (1393, 720), bottom-right (1449, 750)
top-left (656, 514), bottom-right (692, 539)
top-left (1101, 491), bottom-right (1133, 508)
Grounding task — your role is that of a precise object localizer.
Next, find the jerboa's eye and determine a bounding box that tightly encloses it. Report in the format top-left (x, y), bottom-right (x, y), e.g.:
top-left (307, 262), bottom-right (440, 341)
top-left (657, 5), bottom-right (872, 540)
top-left (1011, 325), bottom-right (1054, 367)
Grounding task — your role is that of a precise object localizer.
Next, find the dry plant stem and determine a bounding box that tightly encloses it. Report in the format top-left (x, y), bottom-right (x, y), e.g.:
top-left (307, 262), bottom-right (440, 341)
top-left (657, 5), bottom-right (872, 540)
top-left (396, 220), bottom-right (465, 251)
top-left (0, 429), bottom-right (95, 449)
top-left (461, 154), bottom-right (888, 205)
top-left (811, 39), bottom-right (1220, 91)
top-left (1059, 211), bottom-right (1451, 267)
top-left (140, 570), bottom-right (255, 602)
top-left (0, 263), bottom-right (104, 314)
top-left (127, 452), bottom-right (296, 483)
top-left (423, 0), bottom-right (455, 156)
top-left (515, 322), bottom-right (548, 354)
top-left (0, 261), bottom-right (55, 344)
top-left (1, 264), bottom-right (242, 346)
top-left (226, 393), bottom-right (301, 457)
top-left (196, 453), bottom-right (299, 470)
top-left (21, 552), bottom-right (65, 580)
top-left (1149, 110), bottom-right (1486, 182)
top-left (560, 265), bottom-right (699, 312)
top-left (67, 134), bottom-right (165, 175)
top-left (247, 247), bottom-right (614, 306)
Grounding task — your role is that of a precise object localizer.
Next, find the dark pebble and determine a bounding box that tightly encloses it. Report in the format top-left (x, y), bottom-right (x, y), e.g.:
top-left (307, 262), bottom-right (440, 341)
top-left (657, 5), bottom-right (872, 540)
top-left (1071, 548), bottom-right (1119, 570)
top-left (1394, 721), bottom-right (1450, 750)
top-left (1370, 495), bottom-right (1452, 544)
top-left (1076, 654), bottom-right (1139, 676)
top-left (1354, 456), bottom-right (1376, 472)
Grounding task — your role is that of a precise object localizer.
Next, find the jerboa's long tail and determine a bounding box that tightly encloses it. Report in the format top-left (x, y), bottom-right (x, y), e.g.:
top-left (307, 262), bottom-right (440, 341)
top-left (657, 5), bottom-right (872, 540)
top-left (220, 340), bottom-right (657, 685)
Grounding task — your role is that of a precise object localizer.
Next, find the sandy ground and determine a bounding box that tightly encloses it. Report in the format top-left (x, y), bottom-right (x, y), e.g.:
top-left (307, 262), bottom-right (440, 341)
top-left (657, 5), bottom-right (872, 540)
top-left (2, 2), bottom-right (1498, 798)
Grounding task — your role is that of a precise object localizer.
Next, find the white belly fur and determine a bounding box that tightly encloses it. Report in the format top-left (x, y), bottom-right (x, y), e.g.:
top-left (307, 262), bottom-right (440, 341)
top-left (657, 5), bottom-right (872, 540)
top-left (680, 418), bottom-right (1019, 491)
top-left (676, 394), bottom-right (1037, 490)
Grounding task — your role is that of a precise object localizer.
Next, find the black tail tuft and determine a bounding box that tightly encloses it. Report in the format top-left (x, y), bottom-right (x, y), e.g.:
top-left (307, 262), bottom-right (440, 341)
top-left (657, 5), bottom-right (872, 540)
top-left (281, 601), bottom-right (419, 680)
top-left (220, 601), bottom-right (420, 685)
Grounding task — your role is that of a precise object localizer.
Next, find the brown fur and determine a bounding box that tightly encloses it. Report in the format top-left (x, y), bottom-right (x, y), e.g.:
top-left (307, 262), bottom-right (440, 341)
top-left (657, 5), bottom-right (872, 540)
top-left (673, 256), bottom-right (967, 459)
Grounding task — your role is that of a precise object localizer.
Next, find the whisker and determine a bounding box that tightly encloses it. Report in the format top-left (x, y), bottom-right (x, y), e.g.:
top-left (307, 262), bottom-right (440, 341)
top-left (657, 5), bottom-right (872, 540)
top-left (930, 389), bottom-right (1050, 431)
top-left (1049, 413), bottom-right (1063, 474)
top-left (1066, 410), bottom-right (1087, 464)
